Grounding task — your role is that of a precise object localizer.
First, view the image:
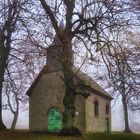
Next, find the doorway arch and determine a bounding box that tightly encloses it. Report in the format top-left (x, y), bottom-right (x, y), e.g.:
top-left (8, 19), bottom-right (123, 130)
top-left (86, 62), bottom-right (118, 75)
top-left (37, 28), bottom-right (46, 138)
top-left (47, 108), bottom-right (62, 132)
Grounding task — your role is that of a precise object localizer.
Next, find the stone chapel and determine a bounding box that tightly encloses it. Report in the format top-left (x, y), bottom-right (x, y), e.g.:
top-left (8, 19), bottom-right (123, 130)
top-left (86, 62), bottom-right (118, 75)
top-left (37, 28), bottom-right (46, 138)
top-left (26, 30), bottom-right (113, 133)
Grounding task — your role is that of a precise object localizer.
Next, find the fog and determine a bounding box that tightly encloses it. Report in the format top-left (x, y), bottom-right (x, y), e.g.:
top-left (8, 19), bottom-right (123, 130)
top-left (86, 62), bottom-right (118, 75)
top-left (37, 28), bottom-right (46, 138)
top-left (3, 100), bottom-right (140, 133)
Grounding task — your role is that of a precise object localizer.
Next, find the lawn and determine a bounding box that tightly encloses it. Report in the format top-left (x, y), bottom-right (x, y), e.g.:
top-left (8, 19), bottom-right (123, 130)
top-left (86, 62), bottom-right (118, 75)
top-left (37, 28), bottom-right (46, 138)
top-left (0, 130), bottom-right (140, 140)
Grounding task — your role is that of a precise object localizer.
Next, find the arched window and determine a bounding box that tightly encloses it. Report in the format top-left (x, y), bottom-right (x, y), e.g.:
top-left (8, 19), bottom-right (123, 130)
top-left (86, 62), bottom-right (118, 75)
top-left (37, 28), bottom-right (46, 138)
top-left (106, 104), bottom-right (109, 114)
top-left (94, 100), bottom-right (99, 117)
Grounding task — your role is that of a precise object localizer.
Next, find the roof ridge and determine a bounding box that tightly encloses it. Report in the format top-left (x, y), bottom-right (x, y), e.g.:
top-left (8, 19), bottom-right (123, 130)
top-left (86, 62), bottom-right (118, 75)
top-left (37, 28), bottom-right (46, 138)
top-left (72, 67), bottom-right (113, 99)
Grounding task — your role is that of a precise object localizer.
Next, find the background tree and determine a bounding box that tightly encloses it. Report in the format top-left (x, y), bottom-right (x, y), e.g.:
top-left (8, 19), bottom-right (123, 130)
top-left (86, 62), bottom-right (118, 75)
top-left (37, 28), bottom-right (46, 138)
top-left (100, 33), bottom-right (140, 132)
top-left (3, 70), bottom-right (27, 130)
top-left (0, 0), bottom-right (23, 130)
top-left (2, 35), bottom-right (46, 129)
top-left (125, 31), bottom-right (140, 111)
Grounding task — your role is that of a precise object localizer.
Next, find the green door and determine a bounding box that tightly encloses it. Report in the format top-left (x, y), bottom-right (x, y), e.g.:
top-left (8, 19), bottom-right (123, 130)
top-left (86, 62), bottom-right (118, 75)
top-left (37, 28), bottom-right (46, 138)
top-left (48, 108), bottom-right (62, 132)
top-left (105, 118), bottom-right (110, 133)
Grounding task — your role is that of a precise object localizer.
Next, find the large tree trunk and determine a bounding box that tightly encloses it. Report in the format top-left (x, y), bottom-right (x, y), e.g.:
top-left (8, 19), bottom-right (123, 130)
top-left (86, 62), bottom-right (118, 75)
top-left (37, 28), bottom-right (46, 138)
top-left (62, 80), bottom-right (75, 129)
top-left (62, 42), bottom-right (75, 128)
top-left (0, 46), bottom-right (7, 130)
top-left (122, 94), bottom-right (131, 133)
top-left (0, 76), bottom-right (7, 130)
top-left (60, 41), bottom-right (80, 135)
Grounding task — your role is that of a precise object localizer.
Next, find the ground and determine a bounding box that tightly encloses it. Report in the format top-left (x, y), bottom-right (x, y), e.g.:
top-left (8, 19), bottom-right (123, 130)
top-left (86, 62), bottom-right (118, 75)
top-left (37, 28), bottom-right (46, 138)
top-left (0, 130), bottom-right (140, 140)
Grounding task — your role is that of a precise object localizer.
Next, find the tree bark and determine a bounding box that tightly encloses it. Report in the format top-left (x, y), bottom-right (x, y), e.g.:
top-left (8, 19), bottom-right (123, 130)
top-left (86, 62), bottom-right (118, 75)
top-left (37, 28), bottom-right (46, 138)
top-left (122, 94), bottom-right (131, 133)
top-left (62, 41), bottom-right (75, 127)
top-left (62, 83), bottom-right (75, 129)
top-left (60, 41), bottom-right (81, 135)
top-left (7, 90), bottom-right (19, 130)
top-left (10, 111), bottom-right (18, 130)
top-left (0, 46), bottom-right (7, 130)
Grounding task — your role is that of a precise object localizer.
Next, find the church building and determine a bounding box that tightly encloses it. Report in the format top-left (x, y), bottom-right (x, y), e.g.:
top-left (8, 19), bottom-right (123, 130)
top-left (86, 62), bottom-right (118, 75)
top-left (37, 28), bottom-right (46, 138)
top-left (26, 31), bottom-right (113, 133)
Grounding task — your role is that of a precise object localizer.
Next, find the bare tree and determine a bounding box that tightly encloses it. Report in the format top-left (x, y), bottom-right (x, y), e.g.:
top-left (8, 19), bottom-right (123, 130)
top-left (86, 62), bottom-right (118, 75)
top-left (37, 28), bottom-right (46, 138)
top-left (3, 75), bottom-right (26, 130)
top-left (130, 0), bottom-right (140, 10)
top-left (100, 33), bottom-right (140, 132)
top-left (3, 57), bottom-right (29, 130)
top-left (125, 31), bottom-right (140, 111)
top-left (2, 35), bottom-right (46, 129)
top-left (21, 0), bottom-right (136, 134)
top-left (0, 0), bottom-right (23, 130)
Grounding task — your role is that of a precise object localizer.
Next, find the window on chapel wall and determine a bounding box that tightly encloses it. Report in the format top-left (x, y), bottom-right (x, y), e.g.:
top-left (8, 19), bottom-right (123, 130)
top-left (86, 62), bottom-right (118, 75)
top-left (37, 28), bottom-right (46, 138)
top-left (106, 104), bottom-right (109, 114)
top-left (94, 100), bottom-right (99, 117)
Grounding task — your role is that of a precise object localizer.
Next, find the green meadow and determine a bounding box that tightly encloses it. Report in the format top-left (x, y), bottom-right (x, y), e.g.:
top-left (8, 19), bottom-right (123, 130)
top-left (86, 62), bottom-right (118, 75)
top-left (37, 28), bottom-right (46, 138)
top-left (0, 130), bottom-right (140, 140)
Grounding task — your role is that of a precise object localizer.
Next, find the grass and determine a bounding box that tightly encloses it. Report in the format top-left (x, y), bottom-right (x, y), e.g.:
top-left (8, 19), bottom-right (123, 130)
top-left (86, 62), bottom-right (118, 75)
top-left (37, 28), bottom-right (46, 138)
top-left (0, 130), bottom-right (140, 140)
top-left (87, 133), bottom-right (140, 140)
